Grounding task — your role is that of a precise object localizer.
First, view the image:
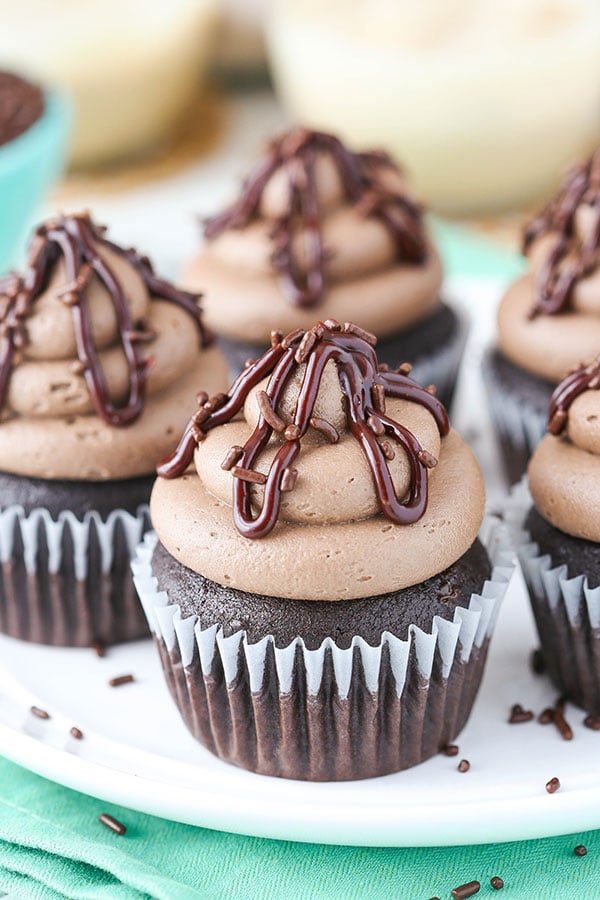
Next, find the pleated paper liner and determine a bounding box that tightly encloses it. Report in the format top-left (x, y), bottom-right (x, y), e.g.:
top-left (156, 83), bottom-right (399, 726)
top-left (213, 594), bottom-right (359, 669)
top-left (481, 350), bottom-right (549, 484)
top-left (0, 504), bottom-right (150, 646)
top-left (218, 305), bottom-right (469, 412)
top-left (508, 480), bottom-right (600, 716)
top-left (132, 517), bottom-right (514, 781)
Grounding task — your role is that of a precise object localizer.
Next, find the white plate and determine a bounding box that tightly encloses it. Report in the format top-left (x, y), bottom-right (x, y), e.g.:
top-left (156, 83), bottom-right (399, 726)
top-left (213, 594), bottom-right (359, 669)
top-left (1, 276), bottom-right (598, 847)
top-left (2, 558), bottom-right (600, 848)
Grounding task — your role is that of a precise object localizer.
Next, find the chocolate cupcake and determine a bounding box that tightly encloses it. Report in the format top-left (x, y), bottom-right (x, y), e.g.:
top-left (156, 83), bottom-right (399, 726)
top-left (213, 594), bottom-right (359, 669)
top-left (133, 320), bottom-right (512, 781)
top-left (0, 212), bottom-right (228, 646)
top-left (510, 355), bottom-right (600, 716)
top-left (483, 149), bottom-right (600, 483)
top-left (183, 127), bottom-right (467, 408)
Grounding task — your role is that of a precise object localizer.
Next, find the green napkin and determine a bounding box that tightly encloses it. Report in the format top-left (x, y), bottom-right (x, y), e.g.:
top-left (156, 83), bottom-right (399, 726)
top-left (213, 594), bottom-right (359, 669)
top-left (0, 756), bottom-right (599, 900)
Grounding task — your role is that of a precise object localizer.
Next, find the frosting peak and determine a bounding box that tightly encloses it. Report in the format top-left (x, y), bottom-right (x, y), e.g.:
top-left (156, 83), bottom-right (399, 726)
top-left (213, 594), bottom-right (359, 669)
top-left (0, 212), bottom-right (209, 428)
top-left (203, 127), bottom-right (428, 309)
top-left (158, 320), bottom-right (449, 538)
top-left (0, 213), bottom-right (229, 482)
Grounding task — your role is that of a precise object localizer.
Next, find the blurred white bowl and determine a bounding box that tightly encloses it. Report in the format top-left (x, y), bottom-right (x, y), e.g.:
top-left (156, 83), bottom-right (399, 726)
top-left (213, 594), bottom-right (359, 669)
top-left (267, 0), bottom-right (600, 215)
top-left (0, 0), bottom-right (218, 168)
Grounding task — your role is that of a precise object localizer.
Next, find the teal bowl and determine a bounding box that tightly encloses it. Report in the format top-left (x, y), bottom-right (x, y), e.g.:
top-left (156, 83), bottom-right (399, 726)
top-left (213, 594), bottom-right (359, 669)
top-left (0, 90), bottom-right (71, 273)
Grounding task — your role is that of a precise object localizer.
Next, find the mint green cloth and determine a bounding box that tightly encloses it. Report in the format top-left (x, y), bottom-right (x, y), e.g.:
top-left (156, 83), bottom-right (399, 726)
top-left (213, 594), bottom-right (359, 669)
top-left (0, 757), bottom-right (599, 900)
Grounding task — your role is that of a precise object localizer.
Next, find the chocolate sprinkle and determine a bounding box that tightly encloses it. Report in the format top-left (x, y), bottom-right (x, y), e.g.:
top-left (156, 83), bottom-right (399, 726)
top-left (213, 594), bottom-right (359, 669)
top-left (548, 355), bottom-right (600, 434)
top-left (443, 744), bottom-right (459, 757)
top-left (99, 813), bottom-right (126, 836)
top-left (451, 881), bottom-right (480, 899)
top-left (574, 845), bottom-right (588, 857)
top-left (204, 128), bottom-right (427, 308)
top-left (554, 698), bottom-right (574, 741)
top-left (524, 149), bottom-right (600, 316)
top-left (256, 389), bottom-right (285, 432)
top-left (92, 641), bottom-right (106, 658)
top-left (537, 697), bottom-right (573, 739)
top-left (108, 674), bottom-right (135, 688)
top-left (0, 213), bottom-right (208, 426)
top-left (70, 726), bottom-right (83, 740)
top-left (584, 715), bottom-right (600, 731)
top-left (157, 321), bottom-right (448, 538)
top-left (546, 776), bottom-right (560, 794)
top-left (509, 703), bottom-right (534, 724)
top-left (458, 759), bottom-right (470, 773)
top-left (490, 876), bottom-right (504, 890)
top-left (30, 706), bottom-right (49, 720)
top-left (309, 416), bottom-right (339, 443)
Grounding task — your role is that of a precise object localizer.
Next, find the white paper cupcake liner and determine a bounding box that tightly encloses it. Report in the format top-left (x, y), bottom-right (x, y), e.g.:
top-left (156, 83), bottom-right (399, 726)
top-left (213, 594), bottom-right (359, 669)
top-left (132, 516), bottom-right (513, 780)
top-left (409, 309), bottom-right (469, 410)
top-left (481, 352), bottom-right (549, 483)
top-left (0, 503), bottom-right (150, 646)
top-left (507, 480), bottom-right (600, 715)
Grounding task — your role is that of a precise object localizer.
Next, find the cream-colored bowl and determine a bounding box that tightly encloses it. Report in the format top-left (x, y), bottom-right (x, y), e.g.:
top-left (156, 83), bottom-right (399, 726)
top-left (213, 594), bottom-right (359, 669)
top-left (0, 0), bottom-right (218, 168)
top-left (267, 0), bottom-right (600, 215)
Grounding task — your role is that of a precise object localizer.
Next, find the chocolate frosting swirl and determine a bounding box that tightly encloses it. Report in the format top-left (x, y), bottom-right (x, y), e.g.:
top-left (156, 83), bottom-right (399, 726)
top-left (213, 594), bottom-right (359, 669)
top-left (524, 149), bottom-right (600, 318)
top-left (0, 213), bottom-right (229, 482)
top-left (529, 351), bottom-right (600, 541)
top-left (497, 151), bottom-right (600, 383)
top-left (0, 213), bottom-right (209, 427)
top-left (204, 128), bottom-right (427, 309)
top-left (158, 320), bottom-right (449, 539)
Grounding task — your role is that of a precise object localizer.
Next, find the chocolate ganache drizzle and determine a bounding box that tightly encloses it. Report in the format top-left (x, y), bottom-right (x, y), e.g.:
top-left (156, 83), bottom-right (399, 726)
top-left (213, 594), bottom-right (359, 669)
top-left (0, 213), bottom-right (209, 427)
top-left (524, 150), bottom-right (600, 318)
top-left (158, 320), bottom-right (449, 538)
top-left (548, 354), bottom-right (600, 435)
top-left (203, 128), bottom-right (427, 309)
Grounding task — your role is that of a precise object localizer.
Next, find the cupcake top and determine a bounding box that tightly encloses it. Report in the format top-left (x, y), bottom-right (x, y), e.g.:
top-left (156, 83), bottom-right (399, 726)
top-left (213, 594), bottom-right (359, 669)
top-left (184, 127), bottom-right (443, 344)
top-left (529, 353), bottom-right (600, 541)
top-left (498, 149), bottom-right (600, 382)
top-left (0, 71), bottom-right (44, 147)
top-left (0, 212), bottom-right (228, 481)
top-left (153, 319), bottom-right (485, 600)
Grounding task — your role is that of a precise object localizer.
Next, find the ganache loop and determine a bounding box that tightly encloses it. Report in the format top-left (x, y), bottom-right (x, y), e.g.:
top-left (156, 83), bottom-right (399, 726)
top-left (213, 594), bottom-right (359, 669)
top-left (524, 149), bottom-right (600, 318)
top-left (157, 321), bottom-right (449, 539)
top-left (0, 212), bottom-right (209, 427)
top-left (203, 128), bottom-right (428, 309)
top-left (548, 354), bottom-right (600, 434)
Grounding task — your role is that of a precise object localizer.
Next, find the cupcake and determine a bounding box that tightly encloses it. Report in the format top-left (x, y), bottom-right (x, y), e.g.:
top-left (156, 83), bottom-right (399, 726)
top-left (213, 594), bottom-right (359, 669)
top-left (133, 320), bottom-right (512, 781)
top-left (184, 127), bottom-right (467, 408)
top-left (483, 149), bottom-right (600, 483)
top-left (511, 355), bottom-right (600, 716)
top-left (0, 211), bottom-right (228, 646)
